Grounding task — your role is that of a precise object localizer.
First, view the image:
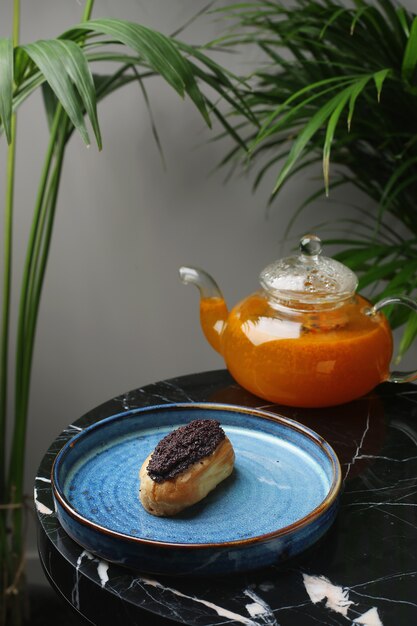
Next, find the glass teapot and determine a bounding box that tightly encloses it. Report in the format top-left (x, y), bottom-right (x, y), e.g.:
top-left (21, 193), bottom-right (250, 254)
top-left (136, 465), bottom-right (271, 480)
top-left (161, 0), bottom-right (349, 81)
top-left (179, 234), bottom-right (417, 408)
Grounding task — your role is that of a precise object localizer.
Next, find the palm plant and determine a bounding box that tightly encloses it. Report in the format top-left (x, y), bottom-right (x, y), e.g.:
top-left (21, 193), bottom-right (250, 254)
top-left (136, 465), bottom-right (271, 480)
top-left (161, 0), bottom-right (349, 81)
top-left (217, 0), bottom-right (417, 357)
top-left (0, 1), bottom-right (248, 622)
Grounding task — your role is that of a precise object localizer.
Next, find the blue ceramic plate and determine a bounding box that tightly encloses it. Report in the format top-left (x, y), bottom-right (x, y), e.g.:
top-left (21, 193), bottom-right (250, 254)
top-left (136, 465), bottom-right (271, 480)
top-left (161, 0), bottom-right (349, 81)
top-left (52, 403), bottom-right (341, 576)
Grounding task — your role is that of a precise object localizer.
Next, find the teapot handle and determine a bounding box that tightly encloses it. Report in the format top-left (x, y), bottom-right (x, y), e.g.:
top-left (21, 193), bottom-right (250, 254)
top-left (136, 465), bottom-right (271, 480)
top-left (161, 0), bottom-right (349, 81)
top-left (372, 296), bottom-right (417, 383)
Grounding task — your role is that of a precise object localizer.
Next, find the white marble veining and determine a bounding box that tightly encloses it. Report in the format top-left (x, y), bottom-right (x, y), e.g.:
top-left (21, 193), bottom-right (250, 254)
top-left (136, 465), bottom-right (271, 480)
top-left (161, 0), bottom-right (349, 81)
top-left (353, 607), bottom-right (383, 625)
top-left (344, 411), bottom-right (370, 481)
top-left (35, 476), bottom-right (51, 483)
top-left (72, 550), bottom-right (95, 610)
top-left (353, 454), bottom-right (417, 463)
top-left (139, 577), bottom-right (261, 626)
top-left (351, 570), bottom-right (417, 589)
top-left (33, 486), bottom-right (53, 515)
top-left (303, 573), bottom-right (354, 617)
top-left (244, 588), bottom-right (278, 625)
top-left (302, 573), bottom-right (393, 624)
top-left (159, 380), bottom-right (195, 402)
top-left (71, 551), bottom-right (111, 608)
top-left (97, 560), bottom-right (109, 588)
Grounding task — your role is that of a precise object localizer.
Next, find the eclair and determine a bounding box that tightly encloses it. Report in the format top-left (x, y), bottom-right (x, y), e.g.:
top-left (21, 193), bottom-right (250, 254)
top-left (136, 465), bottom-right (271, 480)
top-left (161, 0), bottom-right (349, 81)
top-left (139, 419), bottom-right (235, 517)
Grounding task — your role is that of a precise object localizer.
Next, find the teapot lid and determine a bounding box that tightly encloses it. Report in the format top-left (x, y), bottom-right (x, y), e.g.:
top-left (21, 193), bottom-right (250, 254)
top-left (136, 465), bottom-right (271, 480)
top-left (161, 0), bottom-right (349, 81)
top-left (259, 234), bottom-right (358, 305)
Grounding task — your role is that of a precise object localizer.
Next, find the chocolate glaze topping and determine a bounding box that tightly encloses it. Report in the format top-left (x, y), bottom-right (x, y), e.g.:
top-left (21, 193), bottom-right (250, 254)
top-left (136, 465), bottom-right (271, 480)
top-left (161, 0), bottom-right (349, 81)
top-left (146, 419), bottom-right (225, 483)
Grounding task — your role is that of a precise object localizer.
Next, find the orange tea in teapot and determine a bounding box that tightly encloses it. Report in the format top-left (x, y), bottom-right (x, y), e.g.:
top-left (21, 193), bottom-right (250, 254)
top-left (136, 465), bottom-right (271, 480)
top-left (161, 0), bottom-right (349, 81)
top-left (200, 293), bottom-right (391, 407)
top-left (180, 235), bottom-right (416, 408)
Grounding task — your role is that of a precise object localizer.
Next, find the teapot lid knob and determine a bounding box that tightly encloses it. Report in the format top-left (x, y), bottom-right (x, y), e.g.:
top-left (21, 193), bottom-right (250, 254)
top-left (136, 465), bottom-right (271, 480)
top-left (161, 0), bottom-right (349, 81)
top-left (300, 234), bottom-right (322, 257)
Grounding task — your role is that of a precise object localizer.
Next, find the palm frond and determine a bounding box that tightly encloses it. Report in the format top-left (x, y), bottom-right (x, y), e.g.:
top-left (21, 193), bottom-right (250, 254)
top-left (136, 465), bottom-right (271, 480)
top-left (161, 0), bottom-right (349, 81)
top-left (21, 39), bottom-right (101, 147)
top-left (215, 0), bottom-right (417, 353)
top-left (64, 19), bottom-right (212, 126)
top-left (402, 16), bottom-right (417, 81)
top-left (0, 39), bottom-right (13, 143)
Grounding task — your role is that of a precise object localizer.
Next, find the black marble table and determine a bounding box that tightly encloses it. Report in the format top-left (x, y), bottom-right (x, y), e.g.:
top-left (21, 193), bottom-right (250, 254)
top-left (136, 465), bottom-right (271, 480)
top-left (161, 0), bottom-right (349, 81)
top-left (35, 370), bottom-right (417, 626)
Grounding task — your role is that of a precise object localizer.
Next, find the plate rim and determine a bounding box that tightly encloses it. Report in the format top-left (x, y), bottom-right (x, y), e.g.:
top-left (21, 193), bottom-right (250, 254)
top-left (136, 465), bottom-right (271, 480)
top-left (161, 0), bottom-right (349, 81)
top-left (52, 402), bottom-right (342, 549)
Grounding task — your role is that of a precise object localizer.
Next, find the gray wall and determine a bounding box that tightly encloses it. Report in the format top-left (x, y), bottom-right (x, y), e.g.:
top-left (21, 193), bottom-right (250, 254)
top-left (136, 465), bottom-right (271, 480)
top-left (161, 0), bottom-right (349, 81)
top-left (0, 0), bottom-right (414, 572)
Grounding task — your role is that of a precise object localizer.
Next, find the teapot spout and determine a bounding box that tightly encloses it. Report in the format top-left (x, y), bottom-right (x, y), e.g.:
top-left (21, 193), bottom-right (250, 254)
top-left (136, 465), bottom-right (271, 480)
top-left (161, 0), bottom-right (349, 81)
top-left (179, 266), bottom-right (228, 355)
top-left (179, 266), bottom-right (224, 298)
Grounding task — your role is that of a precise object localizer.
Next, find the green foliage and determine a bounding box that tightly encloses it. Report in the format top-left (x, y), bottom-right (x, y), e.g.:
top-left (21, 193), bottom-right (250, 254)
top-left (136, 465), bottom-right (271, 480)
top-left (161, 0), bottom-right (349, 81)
top-left (0, 3), bottom-right (245, 619)
top-left (22, 39), bottom-right (101, 147)
top-left (0, 39), bottom-right (13, 143)
top-left (217, 0), bottom-right (417, 358)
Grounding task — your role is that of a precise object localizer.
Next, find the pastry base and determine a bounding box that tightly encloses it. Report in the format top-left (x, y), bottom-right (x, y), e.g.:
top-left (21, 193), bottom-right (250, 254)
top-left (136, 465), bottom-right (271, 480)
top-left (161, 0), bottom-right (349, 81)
top-left (139, 436), bottom-right (235, 517)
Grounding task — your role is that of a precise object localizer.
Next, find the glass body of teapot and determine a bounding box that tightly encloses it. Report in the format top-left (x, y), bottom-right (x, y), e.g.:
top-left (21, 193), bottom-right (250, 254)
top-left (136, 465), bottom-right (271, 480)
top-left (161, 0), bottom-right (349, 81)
top-left (180, 235), bottom-right (417, 408)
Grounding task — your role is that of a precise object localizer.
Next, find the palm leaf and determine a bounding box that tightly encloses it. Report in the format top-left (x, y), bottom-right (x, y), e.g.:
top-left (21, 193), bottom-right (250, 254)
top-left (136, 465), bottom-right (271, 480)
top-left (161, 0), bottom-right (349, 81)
top-left (334, 244), bottom-right (390, 269)
top-left (377, 0), bottom-right (407, 48)
top-left (250, 78), bottom-right (357, 155)
top-left (272, 88), bottom-right (352, 195)
top-left (379, 155), bottom-right (417, 212)
top-left (396, 7), bottom-right (411, 37)
top-left (13, 73), bottom-right (46, 114)
top-left (350, 6), bottom-right (375, 35)
top-left (21, 39), bottom-right (101, 147)
top-left (41, 83), bottom-right (58, 131)
top-left (323, 89), bottom-right (353, 193)
top-left (376, 261), bottom-right (417, 299)
top-left (131, 66), bottom-right (166, 169)
top-left (13, 46), bottom-right (32, 87)
top-left (381, 173), bottom-right (417, 215)
top-left (402, 16), bottom-right (417, 82)
top-left (64, 19), bottom-right (211, 126)
top-left (358, 258), bottom-right (406, 290)
top-left (373, 68), bottom-right (391, 101)
top-left (0, 38), bottom-right (13, 143)
top-left (283, 178), bottom-right (349, 241)
top-left (347, 76), bottom-right (371, 129)
top-left (322, 206), bottom-right (405, 244)
top-left (54, 39), bottom-right (102, 148)
top-left (398, 311), bottom-right (417, 359)
top-left (320, 7), bottom-right (350, 39)
top-left (254, 75), bottom-right (358, 140)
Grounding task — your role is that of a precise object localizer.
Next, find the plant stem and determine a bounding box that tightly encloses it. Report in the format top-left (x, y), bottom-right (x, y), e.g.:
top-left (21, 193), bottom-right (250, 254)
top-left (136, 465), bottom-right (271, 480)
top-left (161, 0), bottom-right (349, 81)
top-left (8, 0), bottom-right (95, 573)
top-left (82, 0), bottom-right (95, 22)
top-left (11, 0), bottom-right (95, 501)
top-left (0, 113), bottom-right (16, 625)
top-left (0, 1), bottom-right (20, 620)
top-left (12, 0), bottom-right (20, 47)
top-left (10, 119), bottom-right (67, 574)
top-left (0, 0), bottom-right (20, 509)
top-left (14, 110), bottom-right (63, 405)
top-left (0, 117), bottom-right (16, 503)
top-left (9, 107), bottom-right (62, 534)
top-left (22, 134), bottom-right (67, 409)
